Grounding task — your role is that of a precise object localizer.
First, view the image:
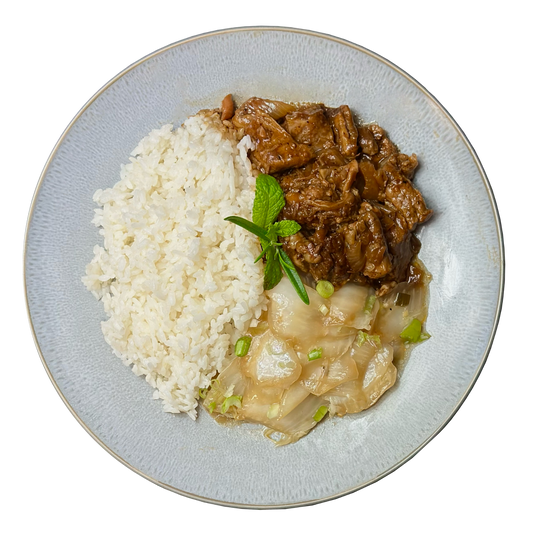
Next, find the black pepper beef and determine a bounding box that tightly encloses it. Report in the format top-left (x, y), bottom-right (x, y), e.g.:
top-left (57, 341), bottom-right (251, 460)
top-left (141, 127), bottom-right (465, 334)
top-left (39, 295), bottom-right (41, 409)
top-left (234, 98), bottom-right (432, 294)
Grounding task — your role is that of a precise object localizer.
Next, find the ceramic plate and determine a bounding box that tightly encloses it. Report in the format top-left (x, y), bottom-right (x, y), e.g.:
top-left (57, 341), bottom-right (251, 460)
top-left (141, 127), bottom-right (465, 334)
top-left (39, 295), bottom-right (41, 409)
top-left (24, 27), bottom-right (504, 508)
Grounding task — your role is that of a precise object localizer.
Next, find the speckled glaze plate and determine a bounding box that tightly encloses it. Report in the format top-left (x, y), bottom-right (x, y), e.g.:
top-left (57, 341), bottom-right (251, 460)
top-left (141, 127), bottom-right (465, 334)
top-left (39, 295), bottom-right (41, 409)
top-left (25, 27), bottom-right (504, 508)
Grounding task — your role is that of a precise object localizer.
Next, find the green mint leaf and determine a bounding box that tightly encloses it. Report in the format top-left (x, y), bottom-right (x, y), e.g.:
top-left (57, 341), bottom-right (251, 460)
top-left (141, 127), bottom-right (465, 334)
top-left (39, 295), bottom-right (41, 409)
top-left (266, 225), bottom-right (279, 242)
top-left (253, 174), bottom-right (285, 228)
top-left (278, 248), bottom-right (309, 305)
top-left (263, 246), bottom-right (283, 290)
top-left (272, 220), bottom-right (301, 237)
top-left (259, 237), bottom-right (271, 249)
top-left (224, 216), bottom-right (268, 240)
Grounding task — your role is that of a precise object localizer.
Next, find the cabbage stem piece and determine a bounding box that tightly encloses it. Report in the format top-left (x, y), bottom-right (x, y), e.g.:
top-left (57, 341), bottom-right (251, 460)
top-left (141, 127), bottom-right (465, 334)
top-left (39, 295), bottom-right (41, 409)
top-left (263, 394), bottom-right (326, 446)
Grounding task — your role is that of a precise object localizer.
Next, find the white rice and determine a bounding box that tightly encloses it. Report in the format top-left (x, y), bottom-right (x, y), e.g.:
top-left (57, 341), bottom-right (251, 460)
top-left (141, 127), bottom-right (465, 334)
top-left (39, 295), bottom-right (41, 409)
top-left (82, 111), bottom-right (266, 418)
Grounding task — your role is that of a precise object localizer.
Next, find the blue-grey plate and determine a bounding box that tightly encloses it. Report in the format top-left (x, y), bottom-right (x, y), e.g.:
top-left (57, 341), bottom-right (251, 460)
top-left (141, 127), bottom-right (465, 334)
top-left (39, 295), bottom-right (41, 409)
top-left (24, 27), bottom-right (504, 508)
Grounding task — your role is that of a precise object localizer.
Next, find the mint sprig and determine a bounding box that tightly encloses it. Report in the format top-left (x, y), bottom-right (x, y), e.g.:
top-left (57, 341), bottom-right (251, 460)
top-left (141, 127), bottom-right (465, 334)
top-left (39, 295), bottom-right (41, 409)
top-left (225, 174), bottom-right (310, 305)
top-left (252, 173), bottom-right (285, 228)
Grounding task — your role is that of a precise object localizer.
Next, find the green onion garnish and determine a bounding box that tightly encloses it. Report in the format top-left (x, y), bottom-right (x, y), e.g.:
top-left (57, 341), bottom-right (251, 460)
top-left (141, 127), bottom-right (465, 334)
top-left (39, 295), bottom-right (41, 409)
top-left (356, 330), bottom-right (367, 347)
top-left (208, 402), bottom-right (217, 414)
top-left (221, 395), bottom-right (242, 414)
top-left (363, 294), bottom-right (376, 315)
top-left (356, 331), bottom-right (381, 347)
top-left (316, 280), bottom-right (334, 299)
top-left (308, 348), bottom-right (323, 361)
top-left (313, 406), bottom-right (328, 422)
top-left (235, 336), bottom-right (252, 357)
top-left (400, 318), bottom-right (422, 343)
top-left (267, 403), bottom-right (280, 419)
top-left (198, 387), bottom-right (207, 399)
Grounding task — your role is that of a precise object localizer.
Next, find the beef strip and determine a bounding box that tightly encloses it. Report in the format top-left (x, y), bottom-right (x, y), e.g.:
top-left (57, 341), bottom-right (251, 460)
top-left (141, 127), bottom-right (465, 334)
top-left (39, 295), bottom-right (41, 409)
top-left (230, 96), bottom-right (432, 294)
top-left (368, 124), bottom-right (397, 165)
top-left (232, 98), bottom-right (313, 173)
top-left (380, 154), bottom-right (432, 230)
top-left (327, 105), bottom-right (359, 158)
top-left (281, 104), bottom-right (336, 155)
top-left (357, 126), bottom-right (379, 156)
top-left (308, 230), bottom-right (351, 287)
top-left (369, 202), bottom-right (421, 295)
top-left (279, 160), bottom-right (360, 228)
top-left (357, 158), bottom-right (382, 201)
top-left (343, 202), bottom-right (392, 280)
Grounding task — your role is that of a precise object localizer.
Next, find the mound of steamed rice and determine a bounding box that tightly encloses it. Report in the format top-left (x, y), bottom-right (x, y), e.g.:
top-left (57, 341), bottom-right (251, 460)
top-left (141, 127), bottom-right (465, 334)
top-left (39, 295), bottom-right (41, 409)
top-left (82, 111), bottom-right (266, 418)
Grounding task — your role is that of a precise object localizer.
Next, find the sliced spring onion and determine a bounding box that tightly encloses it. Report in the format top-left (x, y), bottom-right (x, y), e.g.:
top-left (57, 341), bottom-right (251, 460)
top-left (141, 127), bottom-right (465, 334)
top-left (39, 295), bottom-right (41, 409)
top-left (318, 304), bottom-right (329, 316)
top-left (363, 294), bottom-right (377, 315)
top-left (313, 405), bottom-right (328, 422)
top-left (356, 330), bottom-right (367, 347)
top-left (356, 331), bottom-right (381, 347)
top-left (308, 348), bottom-right (323, 361)
top-left (235, 336), bottom-right (252, 357)
top-left (316, 280), bottom-right (334, 299)
top-left (394, 292), bottom-right (411, 307)
top-left (208, 402), bottom-right (216, 414)
top-left (221, 395), bottom-right (243, 414)
top-left (370, 334), bottom-right (381, 347)
top-left (267, 403), bottom-right (280, 419)
top-left (200, 378), bottom-right (219, 401)
top-left (400, 318), bottom-right (422, 343)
